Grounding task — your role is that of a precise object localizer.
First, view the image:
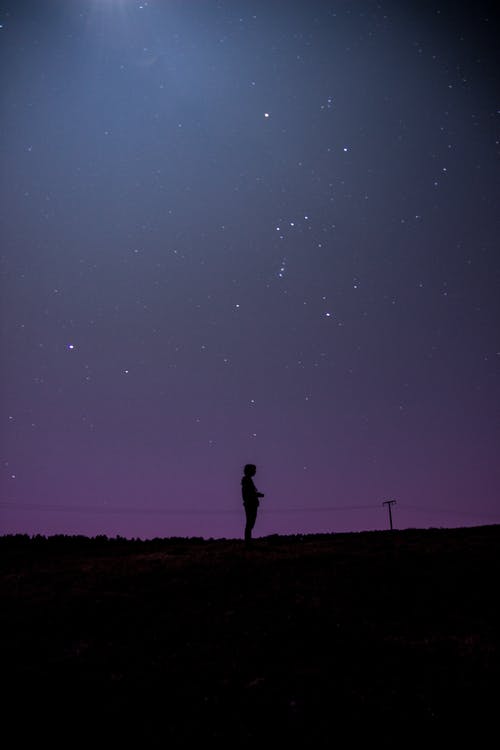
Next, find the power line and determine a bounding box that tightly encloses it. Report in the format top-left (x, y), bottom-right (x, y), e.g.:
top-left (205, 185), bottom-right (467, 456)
top-left (402, 505), bottom-right (500, 519)
top-left (1, 502), bottom-right (498, 519)
top-left (1, 501), bottom-right (380, 515)
top-left (265, 504), bottom-right (379, 513)
top-left (0, 503), bottom-right (234, 516)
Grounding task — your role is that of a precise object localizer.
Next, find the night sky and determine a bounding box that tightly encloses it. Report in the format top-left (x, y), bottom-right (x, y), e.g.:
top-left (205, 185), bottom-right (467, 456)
top-left (1, 0), bottom-right (499, 539)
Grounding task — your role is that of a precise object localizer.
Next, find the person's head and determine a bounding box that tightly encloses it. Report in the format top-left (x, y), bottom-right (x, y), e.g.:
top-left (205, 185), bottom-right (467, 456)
top-left (244, 463), bottom-right (257, 477)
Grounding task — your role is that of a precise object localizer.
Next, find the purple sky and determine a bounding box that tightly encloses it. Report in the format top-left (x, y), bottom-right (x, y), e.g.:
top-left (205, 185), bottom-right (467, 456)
top-left (1, 0), bottom-right (499, 539)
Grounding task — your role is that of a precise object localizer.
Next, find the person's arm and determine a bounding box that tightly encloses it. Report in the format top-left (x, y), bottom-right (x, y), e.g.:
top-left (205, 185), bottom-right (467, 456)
top-left (252, 478), bottom-right (264, 498)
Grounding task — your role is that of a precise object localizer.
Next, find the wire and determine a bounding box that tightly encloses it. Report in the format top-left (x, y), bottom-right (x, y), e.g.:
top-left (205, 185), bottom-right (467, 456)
top-left (1, 502), bottom-right (498, 519)
top-left (0, 502), bottom-right (200, 515)
top-left (0, 501), bottom-right (380, 515)
top-left (0, 503), bottom-right (233, 515)
top-left (402, 505), bottom-right (500, 519)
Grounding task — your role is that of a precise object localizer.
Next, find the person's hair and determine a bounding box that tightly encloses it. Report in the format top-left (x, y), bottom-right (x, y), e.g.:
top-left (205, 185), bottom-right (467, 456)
top-left (243, 464), bottom-right (256, 476)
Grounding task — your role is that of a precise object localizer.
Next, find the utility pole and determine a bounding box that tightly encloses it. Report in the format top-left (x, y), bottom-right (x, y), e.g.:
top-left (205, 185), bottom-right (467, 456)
top-left (382, 500), bottom-right (397, 530)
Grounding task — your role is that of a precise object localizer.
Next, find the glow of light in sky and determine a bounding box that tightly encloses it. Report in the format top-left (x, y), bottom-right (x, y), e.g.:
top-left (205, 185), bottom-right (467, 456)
top-left (1, 0), bottom-right (498, 540)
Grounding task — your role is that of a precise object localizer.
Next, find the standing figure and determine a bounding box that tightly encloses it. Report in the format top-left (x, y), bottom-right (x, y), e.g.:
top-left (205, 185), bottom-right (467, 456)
top-left (241, 463), bottom-right (264, 544)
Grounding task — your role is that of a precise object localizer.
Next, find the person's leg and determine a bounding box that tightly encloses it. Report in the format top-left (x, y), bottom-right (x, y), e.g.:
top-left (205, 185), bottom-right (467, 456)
top-left (245, 505), bottom-right (257, 543)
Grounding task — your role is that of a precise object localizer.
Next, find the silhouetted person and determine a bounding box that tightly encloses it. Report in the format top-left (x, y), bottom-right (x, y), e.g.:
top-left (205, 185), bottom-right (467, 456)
top-left (241, 463), bottom-right (264, 544)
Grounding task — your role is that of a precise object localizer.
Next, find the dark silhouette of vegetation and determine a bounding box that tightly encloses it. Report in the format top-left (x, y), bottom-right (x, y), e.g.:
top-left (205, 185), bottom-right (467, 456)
top-left (1, 526), bottom-right (499, 743)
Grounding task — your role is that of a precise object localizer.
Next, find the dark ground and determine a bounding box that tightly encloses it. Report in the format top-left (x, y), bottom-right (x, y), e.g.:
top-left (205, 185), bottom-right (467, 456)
top-left (1, 525), bottom-right (499, 744)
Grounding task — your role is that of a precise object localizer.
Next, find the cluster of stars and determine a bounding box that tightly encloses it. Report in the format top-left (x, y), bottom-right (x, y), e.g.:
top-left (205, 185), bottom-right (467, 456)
top-left (1, 0), bottom-right (498, 537)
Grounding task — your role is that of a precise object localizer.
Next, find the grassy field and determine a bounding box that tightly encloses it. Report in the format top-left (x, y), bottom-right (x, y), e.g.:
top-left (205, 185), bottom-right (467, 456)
top-left (1, 525), bottom-right (499, 743)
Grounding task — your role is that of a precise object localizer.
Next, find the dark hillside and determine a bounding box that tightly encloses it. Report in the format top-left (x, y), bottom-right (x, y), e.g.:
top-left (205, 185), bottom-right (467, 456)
top-left (1, 526), bottom-right (499, 744)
